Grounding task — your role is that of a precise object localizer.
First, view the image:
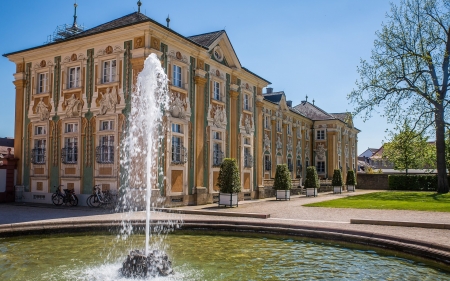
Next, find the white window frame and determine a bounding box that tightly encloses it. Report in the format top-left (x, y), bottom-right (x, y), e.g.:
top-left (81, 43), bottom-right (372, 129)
top-left (172, 123), bottom-right (182, 133)
top-left (98, 135), bottom-right (115, 163)
top-left (65, 123), bottom-right (79, 133)
top-left (38, 72), bottom-right (48, 94)
top-left (172, 64), bottom-right (182, 88)
top-left (316, 130), bottom-right (325, 140)
top-left (316, 161), bottom-right (325, 173)
top-left (213, 131), bottom-right (222, 140)
top-left (35, 126), bottom-right (47, 136)
top-left (68, 66), bottom-right (81, 89)
top-left (213, 81), bottom-right (221, 101)
top-left (102, 59), bottom-right (117, 83)
top-left (100, 120), bottom-right (114, 131)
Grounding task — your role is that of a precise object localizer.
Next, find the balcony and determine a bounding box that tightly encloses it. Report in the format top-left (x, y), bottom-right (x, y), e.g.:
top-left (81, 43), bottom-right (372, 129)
top-left (61, 147), bottom-right (78, 164)
top-left (172, 144), bottom-right (187, 165)
top-left (96, 145), bottom-right (115, 164)
top-left (244, 153), bottom-right (253, 168)
top-left (31, 148), bottom-right (46, 164)
top-left (213, 150), bottom-right (224, 167)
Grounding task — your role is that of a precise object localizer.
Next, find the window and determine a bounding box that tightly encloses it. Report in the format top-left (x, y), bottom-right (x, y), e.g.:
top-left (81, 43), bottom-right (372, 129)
top-left (96, 135), bottom-right (114, 163)
top-left (277, 120), bottom-right (281, 132)
top-left (213, 81), bottom-right (221, 101)
top-left (213, 142), bottom-right (223, 166)
top-left (316, 130), bottom-right (325, 140)
top-left (244, 147), bottom-right (253, 168)
top-left (296, 159), bottom-right (302, 175)
top-left (264, 155), bottom-right (271, 171)
top-left (287, 124), bottom-right (291, 135)
top-left (35, 126), bottom-right (46, 135)
top-left (213, 131), bottom-right (221, 140)
top-left (100, 120), bottom-right (114, 131)
top-left (173, 65), bottom-right (182, 88)
top-left (65, 123), bottom-right (78, 133)
top-left (38, 73), bottom-right (48, 93)
top-left (103, 60), bottom-right (116, 83)
top-left (287, 158), bottom-right (293, 172)
top-left (264, 116), bottom-right (270, 129)
top-left (62, 137), bottom-right (78, 164)
top-left (244, 137), bottom-right (250, 145)
top-left (68, 66), bottom-right (81, 88)
top-left (316, 161), bottom-right (325, 173)
top-left (244, 94), bottom-right (250, 110)
top-left (172, 123), bottom-right (182, 133)
top-left (171, 136), bottom-right (186, 164)
top-left (32, 139), bottom-right (46, 164)
top-left (305, 158), bottom-right (309, 168)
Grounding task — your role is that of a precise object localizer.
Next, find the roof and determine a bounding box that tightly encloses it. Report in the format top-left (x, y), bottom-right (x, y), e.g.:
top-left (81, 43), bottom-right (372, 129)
top-left (262, 91), bottom-right (284, 103)
top-left (293, 101), bottom-right (336, 121)
top-left (187, 30), bottom-right (225, 48)
top-left (330, 113), bottom-right (349, 122)
top-left (0, 138), bottom-right (13, 148)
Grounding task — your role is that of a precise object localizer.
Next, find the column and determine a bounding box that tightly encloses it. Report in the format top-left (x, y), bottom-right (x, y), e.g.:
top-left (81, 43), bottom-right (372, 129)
top-left (271, 118), bottom-right (277, 178)
top-left (230, 90), bottom-right (239, 159)
top-left (194, 76), bottom-right (207, 189)
top-left (255, 100), bottom-right (264, 188)
top-left (13, 78), bottom-right (26, 185)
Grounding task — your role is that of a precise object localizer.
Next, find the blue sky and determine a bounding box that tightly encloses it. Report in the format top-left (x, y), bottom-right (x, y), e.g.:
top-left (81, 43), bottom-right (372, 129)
top-left (0, 0), bottom-right (400, 154)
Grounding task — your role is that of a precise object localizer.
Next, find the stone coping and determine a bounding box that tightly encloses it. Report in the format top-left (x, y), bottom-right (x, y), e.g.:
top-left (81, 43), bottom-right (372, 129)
top-left (351, 219), bottom-right (450, 230)
top-left (0, 219), bottom-right (449, 267)
top-left (154, 207), bottom-right (270, 219)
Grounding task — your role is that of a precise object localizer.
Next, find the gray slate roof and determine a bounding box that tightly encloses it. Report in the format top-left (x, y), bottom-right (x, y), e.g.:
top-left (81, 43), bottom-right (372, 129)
top-left (293, 101), bottom-right (337, 121)
top-left (187, 30), bottom-right (225, 48)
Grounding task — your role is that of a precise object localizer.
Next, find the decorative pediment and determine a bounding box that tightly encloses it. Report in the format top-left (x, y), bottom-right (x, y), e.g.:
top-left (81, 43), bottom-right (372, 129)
top-left (169, 50), bottom-right (189, 65)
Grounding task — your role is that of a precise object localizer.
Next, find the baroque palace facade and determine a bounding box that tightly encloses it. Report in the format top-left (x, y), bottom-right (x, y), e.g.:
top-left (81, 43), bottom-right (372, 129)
top-left (4, 9), bottom-right (359, 206)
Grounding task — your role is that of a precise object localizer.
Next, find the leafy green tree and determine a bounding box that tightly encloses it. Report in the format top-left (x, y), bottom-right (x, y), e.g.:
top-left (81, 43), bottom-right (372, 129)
top-left (383, 122), bottom-right (434, 174)
top-left (348, 0), bottom-right (449, 193)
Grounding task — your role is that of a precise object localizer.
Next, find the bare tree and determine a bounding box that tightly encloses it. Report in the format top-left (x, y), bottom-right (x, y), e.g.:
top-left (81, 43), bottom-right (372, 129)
top-left (349, 0), bottom-right (450, 193)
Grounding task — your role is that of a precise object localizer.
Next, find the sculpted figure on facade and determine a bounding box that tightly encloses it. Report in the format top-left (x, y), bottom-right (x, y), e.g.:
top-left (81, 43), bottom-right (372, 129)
top-left (36, 97), bottom-right (50, 121)
top-left (296, 140), bottom-right (302, 157)
top-left (264, 133), bottom-right (271, 152)
top-left (287, 138), bottom-right (293, 154)
top-left (213, 105), bottom-right (226, 128)
top-left (276, 136), bottom-right (282, 155)
top-left (316, 143), bottom-right (327, 161)
top-left (170, 93), bottom-right (186, 119)
top-left (345, 144), bottom-right (349, 158)
top-left (244, 115), bottom-right (251, 134)
top-left (305, 129), bottom-right (310, 140)
top-left (99, 87), bottom-right (118, 115)
top-left (65, 94), bottom-right (81, 117)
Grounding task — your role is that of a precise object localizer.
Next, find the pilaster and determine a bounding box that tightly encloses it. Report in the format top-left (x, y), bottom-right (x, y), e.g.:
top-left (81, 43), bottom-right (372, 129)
top-left (230, 90), bottom-right (239, 160)
top-left (13, 79), bottom-right (26, 185)
top-left (255, 100), bottom-right (264, 187)
top-left (194, 76), bottom-right (207, 189)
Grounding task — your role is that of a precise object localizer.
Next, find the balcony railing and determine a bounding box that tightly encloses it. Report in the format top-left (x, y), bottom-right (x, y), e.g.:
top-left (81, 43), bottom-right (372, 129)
top-left (213, 150), bottom-right (224, 167)
top-left (212, 93), bottom-right (225, 102)
top-left (96, 145), bottom-right (115, 164)
top-left (61, 147), bottom-right (78, 164)
top-left (172, 144), bottom-right (187, 165)
top-left (31, 148), bottom-right (46, 164)
top-left (244, 153), bottom-right (253, 168)
top-left (264, 161), bottom-right (271, 171)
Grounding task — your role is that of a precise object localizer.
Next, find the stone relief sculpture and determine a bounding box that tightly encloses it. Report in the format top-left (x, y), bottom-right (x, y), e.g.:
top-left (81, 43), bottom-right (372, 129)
top-left (36, 97), bottom-right (50, 121)
top-left (170, 93), bottom-right (186, 119)
top-left (64, 94), bottom-right (81, 117)
top-left (316, 143), bottom-right (327, 161)
top-left (305, 129), bottom-right (310, 140)
top-left (99, 87), bottom-right (118, 115)
top-left (276, 136), bottom-right (282, 155)
top-left (345, 144), bottom-right (349, 158)
top-left (287, 138), bottom-right (293, 154)
top-left (305, 141), bottom-right (310, 158)
top-left (264, 133), bottom-right (271, 152)
top-left (213, 105), bottom-right (226, 128)
top-left (244, 116), bottom-right (251, 134)
top-left (296, 140), bottom-right (302, 157)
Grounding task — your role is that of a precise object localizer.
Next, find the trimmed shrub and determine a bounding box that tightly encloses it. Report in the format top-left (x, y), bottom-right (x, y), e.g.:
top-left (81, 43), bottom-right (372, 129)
top-left (217, 158), bottom-right (241, 194)
top-left (304, 166), bottom-right (319, 189)
top-left (331, 169), bottom-right (343, 186)
top-left (346, 170), bottom-right (357, 186)
top-left (388, 175), bottom-right (450, 191)
top-left (273, 164), bottom-right (292, 190)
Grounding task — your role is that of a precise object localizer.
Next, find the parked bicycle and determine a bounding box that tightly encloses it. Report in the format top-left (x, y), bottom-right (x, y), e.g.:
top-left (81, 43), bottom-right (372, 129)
top-left (86, 185), bottom-right (117, 209)
top-left (51, 185), bottom-right (79, 206)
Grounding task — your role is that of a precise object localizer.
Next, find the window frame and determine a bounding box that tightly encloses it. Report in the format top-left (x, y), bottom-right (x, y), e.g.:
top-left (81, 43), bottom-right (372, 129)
top-left (213, 81), bottom-right (221, 101)
top-left (68, 66), bottom-right (81, 89)
top-left (316, 130), bottom-right (325, 140)
top-left (316, 161), bottom-right (325, 173)
top-left (172, 64), bottom-right (182, 88)
top-left (37, 72), bottom-right (48, 94)
top-left (102, 59), bottom-right (117, 83)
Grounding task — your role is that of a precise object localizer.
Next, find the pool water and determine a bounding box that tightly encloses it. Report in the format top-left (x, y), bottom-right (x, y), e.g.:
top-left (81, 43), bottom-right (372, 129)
top-left (0, 232), bottom-right (449, 280)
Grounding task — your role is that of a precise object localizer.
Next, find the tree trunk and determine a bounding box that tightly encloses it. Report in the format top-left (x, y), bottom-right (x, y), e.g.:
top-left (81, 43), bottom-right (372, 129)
top-left (435, 107), bottom-right (449, 193)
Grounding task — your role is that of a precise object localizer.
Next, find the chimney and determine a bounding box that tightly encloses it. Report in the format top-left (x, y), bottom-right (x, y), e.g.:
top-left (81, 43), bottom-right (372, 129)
top-left (266, 87), bottom-right (273, 94)
top-left (286, 100), bottom-right (292, 107)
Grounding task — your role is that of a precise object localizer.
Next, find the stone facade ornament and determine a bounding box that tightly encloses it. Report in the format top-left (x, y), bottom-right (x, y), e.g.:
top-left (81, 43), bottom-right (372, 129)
top-left (64, 94), bottom-right (81, 118)
top-left (345, 144), bottom-right (349, 158)
top-left (36, 97), bottom-right (50, 121)
top-left (305, 129), bottom-right (310, 140)
top-left (213, 105), bottom-right (227, 128)
top-left (276, 136), bottom-right (282, 155)
top-left (287, 138), bottom-right (293, 154)
top-left (170, 93), bottom-right (186, 119)
top-left (337, 142), bottom-right (341, 155)
top-left (99, 87), bottom-right (118, 115)
top-left (296, 140), bottom-right (302, 157)
top-left (244, 115), bottom-right (251, 134)
top-left (316, 143), bottom-right (327, 161)
top-left (264, 133), bottom-right (271, 152)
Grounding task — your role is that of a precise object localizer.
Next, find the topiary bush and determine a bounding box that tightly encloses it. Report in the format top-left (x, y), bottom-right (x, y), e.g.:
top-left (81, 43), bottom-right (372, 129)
top-left (273, 164), bottom-right (292, 190)
top-left (304, 166), bottom-right (319, 189)
top-left (346, 170), bottom-right (357, 186)
top-left (217, 158), bottom-right (241, 194)
top-left (331, 169), bottom-right (343, 186)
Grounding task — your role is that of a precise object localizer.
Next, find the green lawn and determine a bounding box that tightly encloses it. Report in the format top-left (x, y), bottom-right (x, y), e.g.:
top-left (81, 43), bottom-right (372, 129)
top-left (304, 192), bottom-right (450, 212)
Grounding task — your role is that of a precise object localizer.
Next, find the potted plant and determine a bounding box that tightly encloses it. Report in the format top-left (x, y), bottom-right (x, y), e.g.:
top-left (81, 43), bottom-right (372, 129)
top-left (217, 158), bottom-right (241, 207)
top-left (346, 170), bottom-right (357, 192)
top-left (332, 169), bottom-right (343, 194)
top-left (273, 164), bottom-right (292, 200)
top-left (304, 166), bottom-right (319, 197)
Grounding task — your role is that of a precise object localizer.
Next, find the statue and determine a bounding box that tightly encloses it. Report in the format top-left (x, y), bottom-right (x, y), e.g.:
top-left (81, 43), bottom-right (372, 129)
top-left (65, 94), bottom-right (81, 117)
top-left (287, 138), bottom-right (293, 154)
top-left (244, 115), bottom-right (251, 134)
top-left (99, 87), bottom-right (118, 115)
top-left (264, 133), bottom-right (271, 152)
top-left (276, 136), bottom-right (282, 155)
top-left (213, 105), bottom-right (226, 128)
top-left (316, 143), bottom-right (327, 161)
top-left (296, 140), bottom-right (302, 157)
top-left (170, 93), bottom-right (186, 119)
top-left (36, 97), bottom-right (50, 121)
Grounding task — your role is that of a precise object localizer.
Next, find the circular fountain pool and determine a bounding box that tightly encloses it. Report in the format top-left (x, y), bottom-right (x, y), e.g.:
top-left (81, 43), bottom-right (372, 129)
top-left (0, 232), bottom-right (449, 281)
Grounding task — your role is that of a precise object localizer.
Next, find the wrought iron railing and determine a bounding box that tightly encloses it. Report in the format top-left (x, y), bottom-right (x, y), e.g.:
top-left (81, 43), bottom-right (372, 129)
top-left (244, 153), bottom-right (253, 168)
top-left (264, 161), bottom-right (271, 171)
top-left (61, 147), bottom-right (78, 164)
top-left (172, 144), bottom-right (187, 165)
top-left (213, 150), bottom-right (224, 167)
top-left (31, 148), bottom-right (46, 164)
top-left (96, 145), bottom-right (115, 164)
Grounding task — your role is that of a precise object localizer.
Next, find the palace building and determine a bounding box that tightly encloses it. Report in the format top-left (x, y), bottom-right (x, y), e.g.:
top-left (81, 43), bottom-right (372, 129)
top-left (3, 4), bottom-right (359, 206)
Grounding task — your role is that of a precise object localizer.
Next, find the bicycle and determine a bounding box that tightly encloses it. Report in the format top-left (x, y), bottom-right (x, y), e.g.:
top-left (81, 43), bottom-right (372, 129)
top-left (52, 185), bottom-right (79, 206)
top-left (86, 185), bottom-right (117, 209)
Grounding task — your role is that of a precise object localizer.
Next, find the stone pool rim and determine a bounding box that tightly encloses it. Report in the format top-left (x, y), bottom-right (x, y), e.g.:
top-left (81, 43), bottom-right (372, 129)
top-left (1, 219), bottom-right (449, 267)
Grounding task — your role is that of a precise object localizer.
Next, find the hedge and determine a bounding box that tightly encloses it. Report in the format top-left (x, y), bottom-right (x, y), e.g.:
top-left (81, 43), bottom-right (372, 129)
top-left (388, 175), bottom-right (450, 191)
